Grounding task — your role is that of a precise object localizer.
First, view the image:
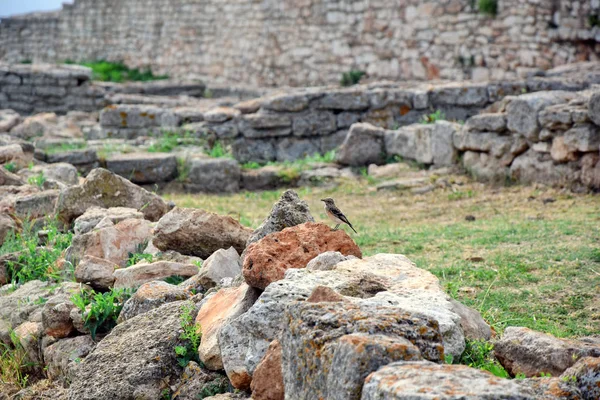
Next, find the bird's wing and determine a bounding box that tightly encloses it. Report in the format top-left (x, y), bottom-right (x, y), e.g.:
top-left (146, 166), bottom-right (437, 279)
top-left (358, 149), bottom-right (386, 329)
top-left (331, 207), bottom-right (353, 226)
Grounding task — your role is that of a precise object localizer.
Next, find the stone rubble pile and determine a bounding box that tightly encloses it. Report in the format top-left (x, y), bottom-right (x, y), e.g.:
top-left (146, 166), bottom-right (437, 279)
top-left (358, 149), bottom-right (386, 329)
top-left (0, 174), bottom-right (598, 399)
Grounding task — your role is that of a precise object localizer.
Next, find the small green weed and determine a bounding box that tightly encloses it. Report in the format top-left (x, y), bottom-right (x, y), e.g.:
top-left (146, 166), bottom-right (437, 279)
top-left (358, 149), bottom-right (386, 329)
top-left (164, 275), bottom-right (186, 285)
top-left (203, 88), bottom-right (213, 99)
top-left (3, 162), bottom-right (17, 173)
top-left (127, 252), bottom-right (153, 267)
top-left (0, 331), bottom-right (36, 390)
top-left (478, 0), bottom-right (498, 16)
top-left (454, 340), bottom-right (509, 378)
top-left (66, 60), bottom-right (168, 82)
top-left (148, 131), bottom-right (188, 153)
top-left (177, 157), bottom-right (191, 183)
top-left (448, 190), bottom-right (475, 201)
top-left (241, 161), bottom-right (262, 170)
top-left (421, 110), bottom-right (446, 124)
top-left (176, 303), bottom-right (202, 368)
top-left (208, 141), bottom-right (231, 158)
top-left (341, 70), bottom-right (366, 87)
top-left (71, 288), bottom-right (133, 341)
top-left (27, 172), bottom-right (46, 189)
top-left (161, 388), bottom-right (172, 400)
top-left (45, 142), bottom-right (87, 155)
top-left (1, 219), bottom-right (73, 285)
top-left (197, 377), bottom-right (231, 399)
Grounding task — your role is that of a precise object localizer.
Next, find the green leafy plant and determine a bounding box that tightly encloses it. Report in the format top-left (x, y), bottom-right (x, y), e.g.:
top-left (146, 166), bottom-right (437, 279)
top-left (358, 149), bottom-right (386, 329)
top-left (448, 190), bottom-right (475, 201)
top-left (176, 303), bottom-right (201, 368)
top-left (3, 162), bottom-right (17, 173)
top-left (1, 218), bottom-right (73, 285)
top-left (127, 252), bottom-right (153, 267)
top-left (148, 131), bottom-right (186, 153)
top-left (203, 88), bottom-right (214, 99)
top-left (421, 110), bottom-right (446, 124)
top-left (341, 70), bottom-right (366, 87)
top-left (65, 60), bottom-right (168, 82)
top-left (164, 275), bottom-right (186, 285)
top-left (71, 288), bottom-right (133, 341)
top-left (241, 161), bottom-right (262, 170)
top-left (27, 171), bottom-right (46, 189)
top-left (453, 339), bottom-right (509, 378)
top-left (208, 141), bottom-right (231, 158)
top-left (478, 0), bottom-right (498, 17)
top-left (197, 377), bottom-right (231, 399)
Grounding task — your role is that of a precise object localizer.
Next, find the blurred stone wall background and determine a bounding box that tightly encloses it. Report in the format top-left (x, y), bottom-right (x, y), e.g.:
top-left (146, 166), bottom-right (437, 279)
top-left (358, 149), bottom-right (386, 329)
top-left (0, 0), bottom-right (599, 86)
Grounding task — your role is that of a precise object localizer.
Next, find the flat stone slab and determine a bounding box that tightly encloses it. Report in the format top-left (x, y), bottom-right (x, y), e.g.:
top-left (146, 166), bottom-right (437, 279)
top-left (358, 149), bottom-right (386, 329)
top-left (105, 152), bottom-right (178, 184)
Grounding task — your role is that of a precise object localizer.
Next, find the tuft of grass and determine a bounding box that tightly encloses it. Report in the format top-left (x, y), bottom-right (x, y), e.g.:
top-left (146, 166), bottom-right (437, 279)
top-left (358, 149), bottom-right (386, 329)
top-left (148, 131), bottom-right (191, 153)
top-left (1, 218), bottom-right (73, 285)
top-left (27, 171), bottom-right (46, 189)
top-left (71, 287), bottom-right (133, 341)
top-left (449, 339), bottom-right (509, 378)
top-left (208, 141), bottom-right (231, 158)
top-left (478, 0), bottom-right (498, 17)
top-left (175, 303), bottom-right (202, 368)
top-left (126, 252), bottom-right (153, 267)
top-left (197, 377), bottom-right (231, 399)
top-left (44, 142), bottom-right (87, 155)
top-left (421, 110), bottom-right (446, 124)
top-left (65, 60), bottom-right (168, 82)
top-left (3, 162), bottom-right (18, 173)
top-left (177, 157), bottom-right (191, 183)
top-left (341, 70), bottom-right (366, 87)
top-left (0, 331), bottom-right (37, 390)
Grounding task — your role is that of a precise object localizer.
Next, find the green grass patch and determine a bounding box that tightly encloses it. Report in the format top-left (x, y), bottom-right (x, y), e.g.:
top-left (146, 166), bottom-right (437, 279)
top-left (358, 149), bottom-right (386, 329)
top-left (3, 162), bottom-right (17, 173)
top-left (478, 0), bottom-right (498, 16)
top-left (447, 339), bottom-right (509, 378)
top-left (44, 142), bottom-right (87, 155)
top-left (175, 303), bottom-right (201, 368)
top-left (340, 70), bottom-right (366, 87)
top-left (71, 287), bottom-right (133, 341)
top-left (421, 110), bottom-right (446, 124)
top-left (1, 219), bottom-right (73, 285)
top-left (65, 60), bottom-right (168, 83)
top-left (241, 150), bottom-right (337, 183)
top-left (27, 171), bottom-right (46, 189)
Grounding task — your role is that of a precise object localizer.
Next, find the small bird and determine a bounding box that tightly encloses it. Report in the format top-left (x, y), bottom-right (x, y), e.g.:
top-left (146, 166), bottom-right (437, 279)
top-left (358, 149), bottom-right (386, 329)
top-left (321, 198), bottom-right (357, 234)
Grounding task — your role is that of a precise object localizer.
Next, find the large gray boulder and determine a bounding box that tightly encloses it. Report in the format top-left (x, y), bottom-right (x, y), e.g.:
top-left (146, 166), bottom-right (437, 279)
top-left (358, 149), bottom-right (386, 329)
top-left (153, 207), bottom-right (252, 258)
top-left (118, 281), bottom-right (191, 322)
top-left (506, 91), bottom-right (575, 140)
top-left (219, 254), bottom-right (489, 389)
top-left (18, 162), bottom-right (79, 187)
top-left (105, 153), bottom-right (178, 184)
top-left (588, 91), bottom-right (600, 126)
top-left (187, 158), bottom-right (241, 193)
top-left (275, 137), bottom-right (320, 162)
top-left (494, 327), bottom-right (600, 377)
top-left (44, 335), bottom-right (96, 385)
top-left (67, 300), bottom-right (196, 400)
top-left (336, 123), bottom-right (385, 166)
top-left (384, 121), bottom-right (459, 166)
top-left (246, 189), bottom-right (314, 246)
top-left (361, 361), bottom-right (535, 400)
top-left (196, 247), bottom-right (242, 289)
top-left (281, 302), bottom-right (443, 400)
top-left (466, 113), bottom-right (507, 132)
top-left (510, 150), bottom-right (578, 186)
top-left (55, 168), bottom-right (170, 224)
top-left (73, 206), bottom-right (144, 235)
top-left (14, 190), bottom-right (59, 220)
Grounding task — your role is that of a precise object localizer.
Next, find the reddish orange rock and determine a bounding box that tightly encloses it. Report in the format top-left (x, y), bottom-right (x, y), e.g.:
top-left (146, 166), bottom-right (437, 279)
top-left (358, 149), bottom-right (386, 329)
top-left (251, 340), bottom-right (284, 400)
top-left (242, 222), bottom-right (362, 290)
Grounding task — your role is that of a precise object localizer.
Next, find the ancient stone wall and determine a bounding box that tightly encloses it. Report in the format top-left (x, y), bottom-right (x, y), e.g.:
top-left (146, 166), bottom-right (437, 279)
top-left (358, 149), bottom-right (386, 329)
top-left (0, 0), bottom-right (598, 87)
top-left (0, 64), bottom-right (108, 114)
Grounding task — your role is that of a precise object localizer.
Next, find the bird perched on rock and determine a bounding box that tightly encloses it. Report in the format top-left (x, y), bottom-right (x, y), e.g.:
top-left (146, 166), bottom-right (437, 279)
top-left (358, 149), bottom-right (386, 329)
top-left (321, 198), bottom-right (357, 234)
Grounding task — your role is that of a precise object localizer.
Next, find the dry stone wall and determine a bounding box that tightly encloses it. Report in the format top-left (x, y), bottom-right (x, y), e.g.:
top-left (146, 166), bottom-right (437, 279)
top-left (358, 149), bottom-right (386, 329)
top-left (0, 0), bottom-right (599, 86)
top-left (0, 64), bottom-right (108, 114)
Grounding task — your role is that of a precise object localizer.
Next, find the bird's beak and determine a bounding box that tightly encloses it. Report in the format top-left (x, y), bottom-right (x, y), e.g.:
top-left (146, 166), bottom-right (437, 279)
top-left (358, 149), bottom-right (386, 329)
top-left (320, 199), bottom-right (325, 202)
